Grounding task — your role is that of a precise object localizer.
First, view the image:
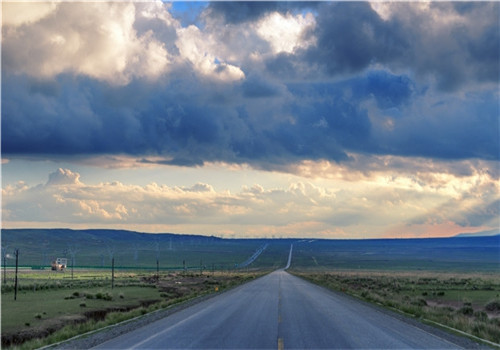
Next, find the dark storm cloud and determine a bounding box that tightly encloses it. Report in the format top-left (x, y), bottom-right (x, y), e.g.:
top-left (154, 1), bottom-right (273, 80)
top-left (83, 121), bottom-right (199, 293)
top-left (2, 1), bottom-right (499, 169)
top-left (266, 2), bottom-right (499, 91)
top-left (240, 73), bottom-right (284, 98)
top-left (3, 66), bottom-right (499, 168)
top-left (206, 1), bottom-right (317, 24)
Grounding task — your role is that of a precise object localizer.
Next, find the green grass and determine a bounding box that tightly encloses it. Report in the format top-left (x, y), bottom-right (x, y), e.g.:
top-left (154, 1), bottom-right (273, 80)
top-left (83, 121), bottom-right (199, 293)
top-left (2, 285), bottom-right (160, 334)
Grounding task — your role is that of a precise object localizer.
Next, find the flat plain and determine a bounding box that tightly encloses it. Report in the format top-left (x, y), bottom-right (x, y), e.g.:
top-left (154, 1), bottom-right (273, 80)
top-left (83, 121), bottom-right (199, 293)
top-left (1, 229), bottom-right (499, 348)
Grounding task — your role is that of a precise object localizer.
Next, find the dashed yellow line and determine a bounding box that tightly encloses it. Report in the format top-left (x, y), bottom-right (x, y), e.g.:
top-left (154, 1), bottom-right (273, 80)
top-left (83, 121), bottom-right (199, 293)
top-left (278, 337), bottom-right (284, 350)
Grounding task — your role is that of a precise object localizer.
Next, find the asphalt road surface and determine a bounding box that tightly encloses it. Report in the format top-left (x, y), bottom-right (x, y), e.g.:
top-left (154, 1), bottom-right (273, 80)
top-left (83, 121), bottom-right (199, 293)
top-left (94, 270), bottom-right (467, 349)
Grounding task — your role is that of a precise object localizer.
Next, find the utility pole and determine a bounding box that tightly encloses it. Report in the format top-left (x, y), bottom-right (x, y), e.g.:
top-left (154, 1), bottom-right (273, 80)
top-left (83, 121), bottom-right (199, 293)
top-left (2, 245), bottom-right (8, 284)
top-left (14, 249), bottom-right (19, 301)
top-left (154, 239), bottom-right (160, 282)
top-left (67, 245), bottom-right (78, 280)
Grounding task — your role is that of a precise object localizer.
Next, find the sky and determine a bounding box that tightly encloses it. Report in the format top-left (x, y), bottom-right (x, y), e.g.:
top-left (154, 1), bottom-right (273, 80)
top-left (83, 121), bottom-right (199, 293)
top-left (1, 1), bottom-right (499, 239)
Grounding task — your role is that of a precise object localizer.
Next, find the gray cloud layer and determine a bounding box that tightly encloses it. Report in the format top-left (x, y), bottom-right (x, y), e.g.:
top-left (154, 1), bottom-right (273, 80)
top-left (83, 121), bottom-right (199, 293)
top-left (2, 2), bottom-right (499, 169)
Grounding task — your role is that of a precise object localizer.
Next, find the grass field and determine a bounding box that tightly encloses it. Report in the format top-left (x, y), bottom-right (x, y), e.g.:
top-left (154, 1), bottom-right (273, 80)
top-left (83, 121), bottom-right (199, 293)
top-left (1, 269), bottom-right (266, 349)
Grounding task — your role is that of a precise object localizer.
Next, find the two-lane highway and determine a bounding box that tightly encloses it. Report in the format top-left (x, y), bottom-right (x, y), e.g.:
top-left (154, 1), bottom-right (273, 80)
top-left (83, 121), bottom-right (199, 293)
top-left (95, 270), bottom-right (464, 349)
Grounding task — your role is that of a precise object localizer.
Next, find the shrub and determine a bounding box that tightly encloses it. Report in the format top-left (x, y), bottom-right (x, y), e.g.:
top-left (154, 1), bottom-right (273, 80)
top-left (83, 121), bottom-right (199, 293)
top-left (95, 292), bottom-right (113, 301)
top-left (34, 313), bottom-right (42, 319)
top-left (412, 298), bottom-right (427, 307)
top-left (79, 302), bottom-right (86, 308)
top-left (459, 306), bottom-right (474, 316)
top-left (119, 293), bottom-right (124, 299)
top-left (485, 299), bottom-right (500, 312)
top-left (73, 291), bottom-right (80, 297)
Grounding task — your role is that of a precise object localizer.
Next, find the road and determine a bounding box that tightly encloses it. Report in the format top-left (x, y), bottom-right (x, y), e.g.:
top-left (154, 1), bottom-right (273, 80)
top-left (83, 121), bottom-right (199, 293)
top-left (94, 270), bottom-right (465, 349)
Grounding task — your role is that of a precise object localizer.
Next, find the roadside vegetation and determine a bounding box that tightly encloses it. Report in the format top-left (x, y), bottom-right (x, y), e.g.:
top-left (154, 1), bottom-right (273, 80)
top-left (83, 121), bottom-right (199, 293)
top-left (2, 269), bottom-right (266, 349)
top-left (292, 270), bottom-right (500, 345)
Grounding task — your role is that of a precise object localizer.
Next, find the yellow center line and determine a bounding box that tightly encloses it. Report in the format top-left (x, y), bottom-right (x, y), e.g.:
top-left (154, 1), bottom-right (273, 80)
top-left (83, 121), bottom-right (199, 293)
top-left (278, 337), bottom-right (284, 350)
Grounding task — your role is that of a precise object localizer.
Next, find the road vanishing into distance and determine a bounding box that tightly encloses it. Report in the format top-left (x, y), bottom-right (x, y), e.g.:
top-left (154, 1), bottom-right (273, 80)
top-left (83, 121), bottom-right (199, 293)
top-left (94, 247), bottom-right (468, 349)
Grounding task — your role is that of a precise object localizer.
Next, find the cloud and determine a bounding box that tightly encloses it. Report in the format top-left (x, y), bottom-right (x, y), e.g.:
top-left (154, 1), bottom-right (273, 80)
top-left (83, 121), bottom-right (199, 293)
top-left (3, 166), bottom-right (498, 238)
top-left (2, 2), bottom-right (499, 171)
top-left (267, 2), bottom-right (499, 90)
top-left (175, 24), bottom-right (245, 82)
top-left (255, 11), bottom-right (316, 54)
top-left (2, 2), bottom-right (173, 85)
top-left (2, 2), bottom-right (58, 26)
top-left (46, 168), bottom-right (81, 186)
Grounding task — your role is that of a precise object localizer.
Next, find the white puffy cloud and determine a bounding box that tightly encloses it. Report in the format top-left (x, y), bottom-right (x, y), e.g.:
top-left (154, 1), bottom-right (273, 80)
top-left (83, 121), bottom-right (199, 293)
top-left (2, 2), bottom-right (58, 27)
top-left (2, 2), bottom-right (172, 85)
top-left (46, 168), bottom-right (81, 186)
top-left (176, 25), bottom-right (245, 82)
top-left (255, 11), bottom-right (316, 54)
top-left (2, 165), bottom-right (498, 238)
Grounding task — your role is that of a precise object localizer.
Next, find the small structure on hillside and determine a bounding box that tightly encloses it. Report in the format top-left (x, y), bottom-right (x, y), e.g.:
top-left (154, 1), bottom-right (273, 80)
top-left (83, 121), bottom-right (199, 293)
top-left (51, 258), bottom-right (67, 271)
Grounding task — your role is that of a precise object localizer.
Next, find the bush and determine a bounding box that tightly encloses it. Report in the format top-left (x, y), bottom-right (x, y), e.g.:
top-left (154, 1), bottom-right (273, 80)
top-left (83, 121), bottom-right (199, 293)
top-left (79, 302), bottom-right (86, 307)
top-left (34, 313), bottom-right (42, 319)
top-left (73, 291), bottom-right (80, 297)
top-left (96, 292), bottom-right (113, 301)
top-left (459, 306), bottom-right (474, 316)
top-left (485, 299), bottom-right (500, 312)
top-left (412, 298), bottom-right (427, 307)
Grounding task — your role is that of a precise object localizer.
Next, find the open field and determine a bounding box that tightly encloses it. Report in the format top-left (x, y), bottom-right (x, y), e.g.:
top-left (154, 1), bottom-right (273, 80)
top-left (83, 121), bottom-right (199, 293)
top-left (1, 269), bottom-right (265, 349)
top-left (2, 230), bottom-right (499, 348)
top-left (290, 236), bottom-right (500, 272)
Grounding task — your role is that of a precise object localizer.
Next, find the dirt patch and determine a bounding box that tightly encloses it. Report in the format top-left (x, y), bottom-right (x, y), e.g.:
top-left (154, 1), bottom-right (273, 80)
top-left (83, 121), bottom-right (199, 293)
top-left (157, 275), bottom-right (218, 298)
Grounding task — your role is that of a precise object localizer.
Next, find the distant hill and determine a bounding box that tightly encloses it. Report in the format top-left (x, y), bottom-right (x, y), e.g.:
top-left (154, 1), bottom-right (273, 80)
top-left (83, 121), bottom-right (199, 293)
top-left (2, 228), bottom-right (499, 272)
top-left (455, 229), bottom-right (499, 237)
top-left (0, 228), bottom-right (268, 269)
